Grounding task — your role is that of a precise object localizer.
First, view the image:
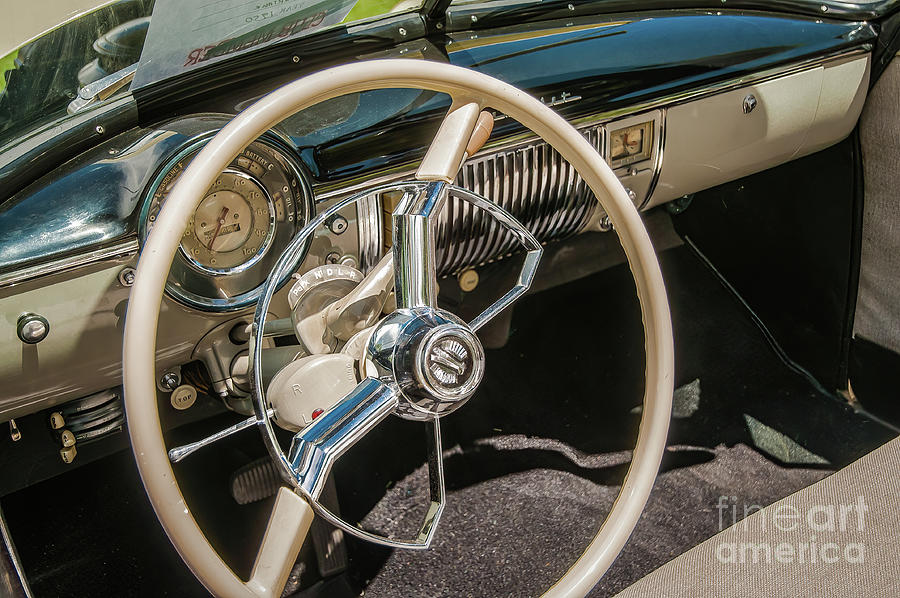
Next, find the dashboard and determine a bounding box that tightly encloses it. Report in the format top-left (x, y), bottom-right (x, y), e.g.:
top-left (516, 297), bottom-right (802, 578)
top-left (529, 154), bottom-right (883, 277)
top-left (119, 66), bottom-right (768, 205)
top-left (0, 10), bottom-right (877, 472)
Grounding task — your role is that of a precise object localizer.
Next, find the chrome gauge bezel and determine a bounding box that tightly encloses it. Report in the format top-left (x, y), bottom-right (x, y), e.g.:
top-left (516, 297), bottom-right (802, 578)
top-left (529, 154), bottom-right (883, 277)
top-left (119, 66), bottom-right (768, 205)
top-left (140, 132), bottom-right (314, 312)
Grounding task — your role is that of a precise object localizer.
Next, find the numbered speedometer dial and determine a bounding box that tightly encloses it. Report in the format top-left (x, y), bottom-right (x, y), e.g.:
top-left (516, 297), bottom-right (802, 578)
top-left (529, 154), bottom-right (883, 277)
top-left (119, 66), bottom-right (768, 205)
top-left (142, 135), bottom-right (313, 311)
top-left (180, 171), bottom-right (275, 273)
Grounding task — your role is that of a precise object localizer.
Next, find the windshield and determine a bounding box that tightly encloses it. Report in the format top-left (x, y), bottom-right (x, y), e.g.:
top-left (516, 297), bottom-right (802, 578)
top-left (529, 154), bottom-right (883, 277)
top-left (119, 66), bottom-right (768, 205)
top-left (0, 0), bottom-right (422, 149)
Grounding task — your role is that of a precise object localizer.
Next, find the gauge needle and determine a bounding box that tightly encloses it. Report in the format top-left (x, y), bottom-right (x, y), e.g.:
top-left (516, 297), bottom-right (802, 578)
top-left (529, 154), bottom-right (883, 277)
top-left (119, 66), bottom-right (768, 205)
top-left (207, 207), bottom-right (230, 250)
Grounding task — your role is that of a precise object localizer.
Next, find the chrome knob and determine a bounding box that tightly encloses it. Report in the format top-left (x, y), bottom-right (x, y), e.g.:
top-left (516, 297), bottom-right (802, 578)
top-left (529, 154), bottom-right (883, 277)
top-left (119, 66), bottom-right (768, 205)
top-left (325, 214), bottom-right (348, 235)
top-left (742, 94), bottom-right (758, 114)
top-left (118, 267), bottom-right (136, 287)
top-left (160, 372), bottom-right (181, 391)
top-left (17, 313), bottom-right (50, 344)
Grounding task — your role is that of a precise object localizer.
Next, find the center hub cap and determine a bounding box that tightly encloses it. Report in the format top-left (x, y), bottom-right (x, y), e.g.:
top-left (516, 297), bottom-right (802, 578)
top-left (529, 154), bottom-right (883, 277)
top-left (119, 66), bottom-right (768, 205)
top-left (416, 324), bottom-right (484, 402)
top-left (365, 308), bottom-right (486, 420)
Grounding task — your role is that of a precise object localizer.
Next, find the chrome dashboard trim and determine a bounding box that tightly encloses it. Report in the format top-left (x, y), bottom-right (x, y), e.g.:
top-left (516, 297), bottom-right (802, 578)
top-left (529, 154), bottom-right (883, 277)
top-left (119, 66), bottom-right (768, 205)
top-left (356, 191), bottom-right (384, 273)
top-left (0, 238), bottom-right (138, 289)
top-left (641, 106), bottom-right (667, 212)
top-left (435, 127), bottom-right (601, 275)
top-left (568, 46), bottom-right (871, 129)
top-left (315, 165), bottom-right (420, 203)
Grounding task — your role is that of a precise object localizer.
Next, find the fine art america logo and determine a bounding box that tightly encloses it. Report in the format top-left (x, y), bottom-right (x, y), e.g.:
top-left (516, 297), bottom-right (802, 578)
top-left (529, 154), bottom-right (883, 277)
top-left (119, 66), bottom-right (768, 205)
top-left (715, 495), bottom-right (867, 565)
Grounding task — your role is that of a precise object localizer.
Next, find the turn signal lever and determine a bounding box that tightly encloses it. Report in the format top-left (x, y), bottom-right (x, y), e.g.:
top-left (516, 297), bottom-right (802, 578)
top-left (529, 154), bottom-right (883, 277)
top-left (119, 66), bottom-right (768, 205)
top-left (465, 111), bottom-right (494, 158)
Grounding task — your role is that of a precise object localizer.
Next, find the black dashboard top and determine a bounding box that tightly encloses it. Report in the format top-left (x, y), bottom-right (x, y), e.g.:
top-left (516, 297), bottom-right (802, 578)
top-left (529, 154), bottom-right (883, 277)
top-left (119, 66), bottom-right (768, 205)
top-left (0, 9), bottom-right (878, 276)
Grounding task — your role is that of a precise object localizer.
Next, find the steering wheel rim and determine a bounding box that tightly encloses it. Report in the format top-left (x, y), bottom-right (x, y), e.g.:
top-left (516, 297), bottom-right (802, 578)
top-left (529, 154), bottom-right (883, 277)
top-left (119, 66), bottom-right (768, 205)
top-left (123, 59), bottom-right (674, 597)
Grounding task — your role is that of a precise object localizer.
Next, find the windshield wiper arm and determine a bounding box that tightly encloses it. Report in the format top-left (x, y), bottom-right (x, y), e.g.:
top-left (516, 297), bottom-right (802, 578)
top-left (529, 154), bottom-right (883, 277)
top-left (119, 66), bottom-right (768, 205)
top-left (67, 63), bottom-right (138, 115)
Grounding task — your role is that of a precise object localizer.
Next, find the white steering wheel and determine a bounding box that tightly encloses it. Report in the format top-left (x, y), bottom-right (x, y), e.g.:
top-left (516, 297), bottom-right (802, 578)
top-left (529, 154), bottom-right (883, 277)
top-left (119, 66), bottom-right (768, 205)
top-left (123, 59), bottom-right (674, 597)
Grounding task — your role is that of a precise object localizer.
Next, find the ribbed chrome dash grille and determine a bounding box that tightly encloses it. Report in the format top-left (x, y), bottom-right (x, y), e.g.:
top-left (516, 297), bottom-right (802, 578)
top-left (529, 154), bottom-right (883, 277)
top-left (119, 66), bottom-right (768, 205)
top-left (435, 126), bottom-right (601, 276)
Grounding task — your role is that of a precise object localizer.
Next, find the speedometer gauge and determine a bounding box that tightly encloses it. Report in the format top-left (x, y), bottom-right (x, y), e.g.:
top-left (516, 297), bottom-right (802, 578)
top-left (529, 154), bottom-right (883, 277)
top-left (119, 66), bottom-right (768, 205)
top-left (181, 171), bottom-right (275, 273)
top-left (141, 134), bottom-right (313, 312)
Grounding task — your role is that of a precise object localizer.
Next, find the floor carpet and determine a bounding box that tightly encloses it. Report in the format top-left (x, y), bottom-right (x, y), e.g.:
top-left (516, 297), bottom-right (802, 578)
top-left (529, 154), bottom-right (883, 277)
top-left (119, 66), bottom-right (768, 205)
top-left (354, 441), bottom-right (830, 597)
top-left (340, 245), bottom-right (893, 597)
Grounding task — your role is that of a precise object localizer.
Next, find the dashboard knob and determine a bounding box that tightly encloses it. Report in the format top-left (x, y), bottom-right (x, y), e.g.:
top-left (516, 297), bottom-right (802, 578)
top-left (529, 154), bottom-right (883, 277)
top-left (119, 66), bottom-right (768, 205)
top-left (60, 445), bottom-right (77, 464)
top-left (159, 372), bottom-right (180, 391)
top-left (170, 385), bottom-right (198, 411)
top-left (742, 94), bottom-right (758, 114)
top-left (60, 429), bottom-right (76, 448)
top-left (458, 269), bottom-right (479, 292)
top-left (326, 214), bottom-right (349, 235)
top-left (49, 412), bottom-right (65, 430)
top-left (338, 254), bottom-right (358, 269)
top-left (17, 313), bottom-right (49, 344)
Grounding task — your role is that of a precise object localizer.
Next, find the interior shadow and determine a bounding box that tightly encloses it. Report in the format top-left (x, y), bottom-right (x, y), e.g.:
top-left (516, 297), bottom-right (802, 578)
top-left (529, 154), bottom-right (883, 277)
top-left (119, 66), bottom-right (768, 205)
top-left (442, 443), bottom-right (716, 491)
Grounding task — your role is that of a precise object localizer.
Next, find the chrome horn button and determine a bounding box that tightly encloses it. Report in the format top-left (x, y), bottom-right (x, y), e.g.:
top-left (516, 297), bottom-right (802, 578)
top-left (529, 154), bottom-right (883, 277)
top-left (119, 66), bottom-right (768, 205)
top-left (416, 324), bottom-right (484, 402)
top-left (365, 308), bottom-right (485, 420)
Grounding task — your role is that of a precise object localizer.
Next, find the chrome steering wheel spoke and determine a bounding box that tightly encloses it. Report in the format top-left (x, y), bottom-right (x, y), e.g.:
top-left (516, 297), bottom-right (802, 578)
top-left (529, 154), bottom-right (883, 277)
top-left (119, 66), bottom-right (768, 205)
top-left (285, 377), bottom-right (447, 549)
top-left (395, 97), bottom-right (538, 322)
top-left (392, 181), bottom-right (446, 310)
top-left (445, 185), bottom-right (543, 332)
top-left (418, 418), bottom-right (446, 546)
top-left (392, 100), bottom-right (485, 309)
top-left (288, 377), bottom-right (397, 500)
top-left (290, 409), bottom-right (447, 550)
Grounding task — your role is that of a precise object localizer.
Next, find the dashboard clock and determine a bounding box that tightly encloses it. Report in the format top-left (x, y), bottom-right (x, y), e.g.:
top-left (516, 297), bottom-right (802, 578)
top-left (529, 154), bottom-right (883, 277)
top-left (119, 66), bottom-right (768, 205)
top-left (608, 121), bottom-right (654, 169)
